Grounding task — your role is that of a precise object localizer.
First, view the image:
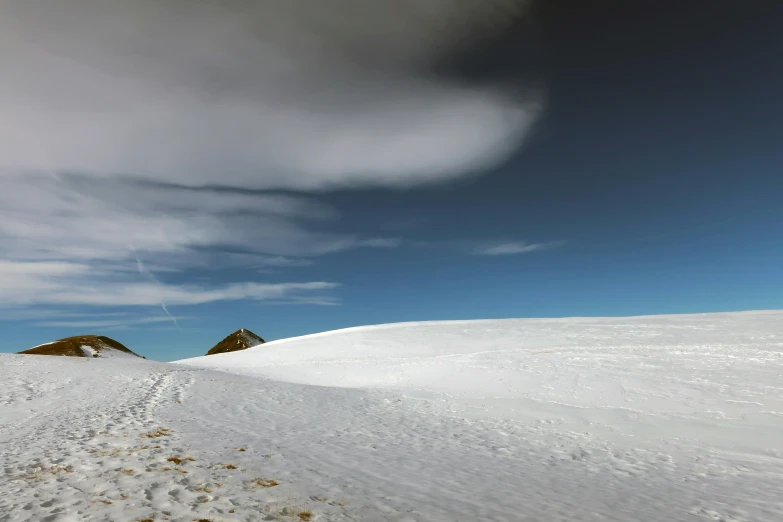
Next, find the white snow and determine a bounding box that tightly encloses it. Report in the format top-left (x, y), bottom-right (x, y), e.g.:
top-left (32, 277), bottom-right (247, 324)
top-left (79, 343), bottom-right (139, 359)
top-left (100, 348), bottom-right (141, 360)
top-left (80, 345), bottom-right (97, 357)
top-left (2, 310), bottom-right (782, 521)
top-left (28, 340), bottom-right (57, 349)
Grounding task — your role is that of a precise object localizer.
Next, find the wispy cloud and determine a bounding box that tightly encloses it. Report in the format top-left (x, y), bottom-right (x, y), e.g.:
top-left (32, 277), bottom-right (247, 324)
top-left (411, 238), bottom-right (564, 256)
top-left (0, 176), bottom-right (385, 310)
top-left (0, 309), bottom-right (130, 322)
top-left (0, 260), bottom-right (339, 307)
top-left (0, 307), bottom-right (191, 331)
top-left (33, 316), bottom-right (188, 329)
top-left (251, 256), bottom-right (315, 269)
top-left (255, 296), bottom-right (342, 307)
top-left (476, 241), bottom-right (565, 256)
top-left (0, 176), bottom-right (382, 264)
top-left (360, 238), bottom-right (403, 248)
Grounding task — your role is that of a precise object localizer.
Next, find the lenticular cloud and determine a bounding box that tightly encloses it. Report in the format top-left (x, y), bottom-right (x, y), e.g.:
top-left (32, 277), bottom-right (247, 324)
top-left (0, 0), bottom-right (541, 190)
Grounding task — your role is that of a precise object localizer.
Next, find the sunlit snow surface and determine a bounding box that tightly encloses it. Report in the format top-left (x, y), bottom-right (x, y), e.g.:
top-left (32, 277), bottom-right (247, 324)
top-left (2, 311), bottom-right (782, 521)
top-left (78, 345), bottom-right (140, 359)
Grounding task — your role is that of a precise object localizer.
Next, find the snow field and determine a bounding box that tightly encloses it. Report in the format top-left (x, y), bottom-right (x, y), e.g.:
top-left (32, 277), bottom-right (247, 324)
top-left (1, 310), bottom-right (782, 521)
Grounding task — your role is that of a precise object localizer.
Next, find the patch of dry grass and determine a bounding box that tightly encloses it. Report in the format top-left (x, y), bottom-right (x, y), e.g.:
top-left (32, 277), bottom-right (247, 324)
top-left (47, 464), bottom-right (74, 474)
top-left (221, 463), bottom-right (237, 470)
top-left (166, 456), bottom-right (195, 465)
top-left (141, 428), bottom-right (173, 438)
top-left (254, 478), bottom-right (279, 488)
top-left (95, 448), bottom-right (123, 457)
top-left (25, 464), bottom-right (75, 480)
top-left (269, 503), bottom-right (314, 520)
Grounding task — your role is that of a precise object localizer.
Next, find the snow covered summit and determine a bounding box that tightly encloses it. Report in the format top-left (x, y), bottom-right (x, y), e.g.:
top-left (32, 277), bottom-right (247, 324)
top-left (18, 335), bottom-right (143, 359)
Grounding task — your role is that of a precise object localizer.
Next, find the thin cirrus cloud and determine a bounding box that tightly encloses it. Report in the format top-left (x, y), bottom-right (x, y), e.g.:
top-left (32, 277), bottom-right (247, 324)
top-left (0, 259), bottom-right (339, 308)
top-left (0, 179), bottom-right (355, 312)
top-left (476, 241), bottom-right (565, 256)
top-left (0, 0), bottom-right (542, 315)
top-left (33, 316), bottom-right (188, 329)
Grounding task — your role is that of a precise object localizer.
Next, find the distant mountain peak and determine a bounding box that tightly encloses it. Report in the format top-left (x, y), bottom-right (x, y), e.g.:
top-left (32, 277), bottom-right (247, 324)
top-left (206, 328), bottom-right (265, 356)
top-left (18, 335), bottom-right (143, 359)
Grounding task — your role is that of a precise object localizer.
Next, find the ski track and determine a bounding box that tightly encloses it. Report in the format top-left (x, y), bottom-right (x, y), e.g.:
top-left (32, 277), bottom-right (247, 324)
top-left (1, 311), bottom-right (782, 521)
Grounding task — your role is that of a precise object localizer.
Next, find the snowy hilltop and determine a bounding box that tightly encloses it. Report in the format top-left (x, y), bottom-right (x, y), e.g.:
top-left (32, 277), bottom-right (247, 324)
top-left (1, 310), bottom-right (782, 521)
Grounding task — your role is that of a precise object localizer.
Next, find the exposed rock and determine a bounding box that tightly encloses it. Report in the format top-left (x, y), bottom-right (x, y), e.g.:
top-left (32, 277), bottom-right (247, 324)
top-left (206, 328), bottom-right (265, 356)
top-left (18, 335), bottom-right (143, 358)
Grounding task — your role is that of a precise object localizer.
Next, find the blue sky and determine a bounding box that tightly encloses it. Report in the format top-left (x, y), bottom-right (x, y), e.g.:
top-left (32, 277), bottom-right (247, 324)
top-left (1, 2), bottom-right (781, 360)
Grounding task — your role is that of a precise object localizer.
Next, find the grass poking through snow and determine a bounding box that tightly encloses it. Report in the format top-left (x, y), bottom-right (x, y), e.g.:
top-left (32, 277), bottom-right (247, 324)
top-left (140, 428), bottom-right (173, 438)
top-left (166, 456), bottom-right (195, 465)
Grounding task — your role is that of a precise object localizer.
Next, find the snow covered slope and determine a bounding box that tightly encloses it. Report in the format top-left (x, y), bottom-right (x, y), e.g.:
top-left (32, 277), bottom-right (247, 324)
top-left (2, 311), bottom-right (782, 521)
top-left (177, 311), bottom-right (782, 411)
